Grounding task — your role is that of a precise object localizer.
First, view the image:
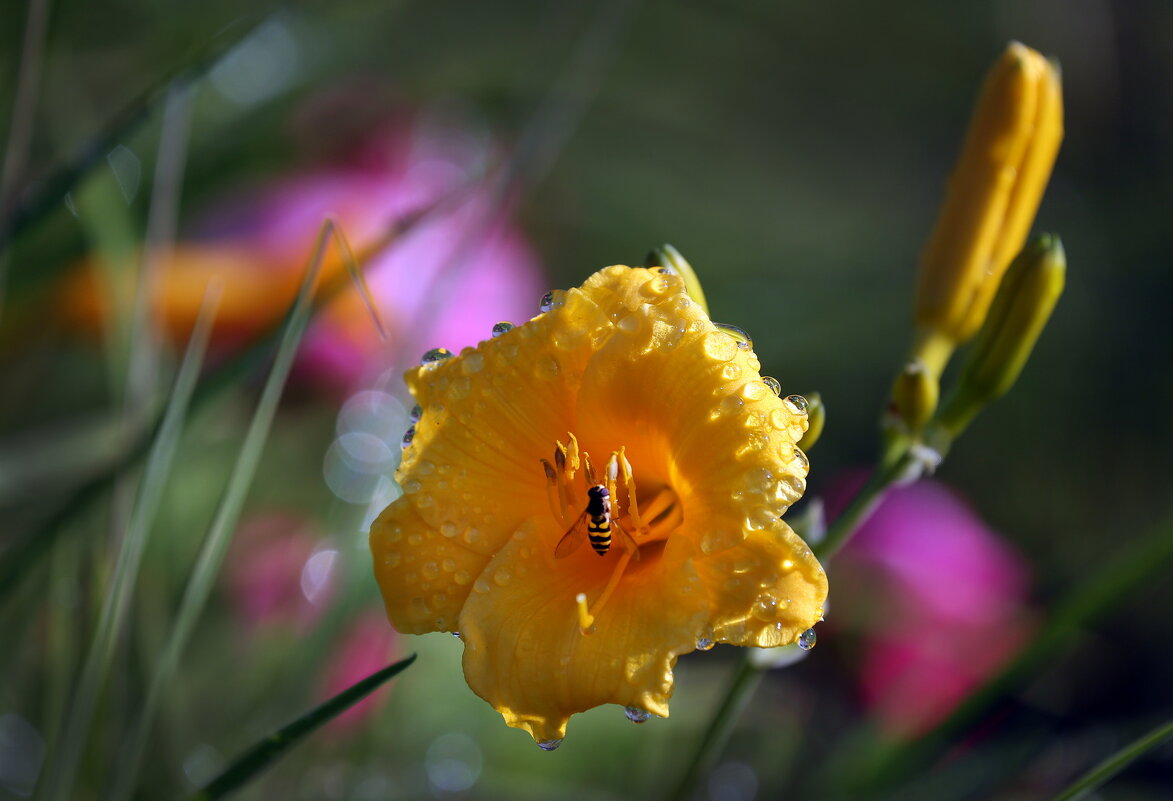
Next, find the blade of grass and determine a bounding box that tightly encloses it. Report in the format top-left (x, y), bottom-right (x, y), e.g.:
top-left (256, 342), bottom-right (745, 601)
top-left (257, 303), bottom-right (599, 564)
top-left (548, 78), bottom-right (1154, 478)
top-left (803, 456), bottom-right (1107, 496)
top-left (0, 0), bottom-right (53, 321)
top-left (0, 182), bottom-right (465, 600)
top-left (39, 282), bottom-right (221, 801)
top-left (187, 655), bottom-right (417, 801)
top-left (1050, 718), bottom-right (1173, 801)
top-left (0, 6), bottom-right (277, 253)
top-left (109, 222), bottom-right (333, 801)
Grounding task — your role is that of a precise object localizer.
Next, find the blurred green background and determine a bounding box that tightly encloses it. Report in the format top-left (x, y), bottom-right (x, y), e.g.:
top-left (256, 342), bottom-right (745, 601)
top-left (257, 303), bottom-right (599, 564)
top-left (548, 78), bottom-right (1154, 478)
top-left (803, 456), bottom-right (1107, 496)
top-left (2, 1), bottom-right (1172, 799)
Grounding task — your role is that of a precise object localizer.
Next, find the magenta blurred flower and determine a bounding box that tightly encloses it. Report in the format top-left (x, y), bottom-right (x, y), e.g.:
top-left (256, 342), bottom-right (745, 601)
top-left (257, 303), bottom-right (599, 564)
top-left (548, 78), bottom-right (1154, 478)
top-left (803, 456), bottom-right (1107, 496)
top-left (193, 106), bottom-right (546, 390)
top-left (61, 103), bottom-right (545, 393)
top-left (318, 610), bottom-right (400, 734)
top-left (224, 512), bottom-right (334, 630)
top-left (826, 473), bottom-right (1035, 738)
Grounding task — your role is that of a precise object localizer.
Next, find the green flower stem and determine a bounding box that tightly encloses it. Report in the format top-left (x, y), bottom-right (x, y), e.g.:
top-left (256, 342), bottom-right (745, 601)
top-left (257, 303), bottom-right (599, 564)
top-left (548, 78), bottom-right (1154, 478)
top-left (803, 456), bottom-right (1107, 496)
top-left (665, 654), bottom-right (765, 801)
top-left (813, 446), bottom-right (925, 561)
top-left (187, 655), bottom-right (417, 801)
top-left (1049, 718), bottom-right (1173, 801)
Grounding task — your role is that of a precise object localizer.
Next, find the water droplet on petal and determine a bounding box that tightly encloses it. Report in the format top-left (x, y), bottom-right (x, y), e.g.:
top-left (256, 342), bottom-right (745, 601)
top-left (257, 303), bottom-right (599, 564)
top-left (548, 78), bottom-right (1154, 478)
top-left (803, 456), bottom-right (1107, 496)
top-left (696, 635), bottom-right (715, 652)
top-left (452, 631), bottom-right (462, 639)
top-left (624, 707), bottom-right (651, 724)
top-left (421, 347), bottom-right (454, 365)
top-left (798, 628), bottom-right (817, 651)
top-left (713, 322), bottom-right (753, 351)
top-left (401, 426), bottom-right (416, 449)
top-left (762, 376), bottom-right (782, 396)
top-left (784, 394), bottom-right (808, 414)
top-left (410, 404), bottom-right (423, 423)
top-left (539, 290), bottom-right (566, 313)
top-left (537, 739), bottom-right (563, 752)
top-left (491, 321), bottom-right (514, 337)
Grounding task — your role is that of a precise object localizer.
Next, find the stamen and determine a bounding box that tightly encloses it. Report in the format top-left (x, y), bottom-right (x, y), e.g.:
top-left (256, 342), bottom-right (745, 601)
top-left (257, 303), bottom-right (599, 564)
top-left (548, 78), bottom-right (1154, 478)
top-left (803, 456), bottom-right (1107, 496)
top-left (617, 447), bottom-right (647, 534)
top-left (605, 454), bottom-right (620, 516)
top-left (555, 439), bottom-right (577, 514)
top-left (575, 593), bottom-right (595, 634)
top-left (586, 550), bottom-right (634, 624)
top-left (564, 433), bottom-right (581, 474)
top-left (583, 452), bottom-right (596, 486)
top-left (542, 458), bottom-right (568, 528)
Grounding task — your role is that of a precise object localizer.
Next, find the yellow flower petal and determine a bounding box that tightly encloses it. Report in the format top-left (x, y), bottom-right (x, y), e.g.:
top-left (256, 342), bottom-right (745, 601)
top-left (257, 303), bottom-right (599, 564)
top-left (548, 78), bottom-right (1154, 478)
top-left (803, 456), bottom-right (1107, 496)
top-left (370, 265), bottom-right (828, 741)
top-left (693, 517), bottom-right (826, 647)
top-left (458, 519), bottom-right (709, 743)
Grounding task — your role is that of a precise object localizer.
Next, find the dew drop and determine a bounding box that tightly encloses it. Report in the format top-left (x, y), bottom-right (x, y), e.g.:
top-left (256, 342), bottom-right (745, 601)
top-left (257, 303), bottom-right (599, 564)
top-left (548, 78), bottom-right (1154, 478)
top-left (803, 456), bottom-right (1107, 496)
top-left (797, 628), bottom-right (817, 651)
top-left (403, 480), bottom-right (422, 495)
top-left (696, 635), bottom-right (715, 652)
top-left (793, 447), bottom-right (809, 473)
top-left (473, 578), bottom-right (491, 594)
top-left (722, 363), bottom-right (741, 381)
top-left (537, 739), bottom-right (563, 752)
top-left (762, 376), bottom-right (782, 396)
top-left (454, 570), bottom-right (472, 586)
top-left (701, 331), bottom-right (738, 362)
top-left (452, 631), bottom-right (462, 639)
top-left (440, 522), bottom-right (458, 538)
top-left (491, 321), bottom-right (514, 337)
top-left (624, 707), bottom-right (651, 724)
top-left (784, 394), bottom-right (808, 414)
top-left (442, 559), bottom-right (457, 572)
top-left (422, 562), bottom-right (440, 580)
top-left (493, 567), bottom-right (512, 587)
top-left (713, 322), bottom-right (753, 351)
top-left (421, 347), bottom-right (454, 365)
top-left (401, 427), bottom-right (416, 449)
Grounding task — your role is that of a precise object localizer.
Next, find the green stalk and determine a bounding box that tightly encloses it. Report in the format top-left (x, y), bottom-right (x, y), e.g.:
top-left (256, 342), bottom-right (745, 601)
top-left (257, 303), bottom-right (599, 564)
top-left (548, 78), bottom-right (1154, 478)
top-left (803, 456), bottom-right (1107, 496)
top-left (187, 655), bottom-right (417, 801)
top-left (39, 285), bottom-right (219, 801)
top-left (1049, 718), bottom-right (1173, 801)
top-left (665, 655), bottom-right (765, 801)
top-left (108, 222), bottom-right (331, 801)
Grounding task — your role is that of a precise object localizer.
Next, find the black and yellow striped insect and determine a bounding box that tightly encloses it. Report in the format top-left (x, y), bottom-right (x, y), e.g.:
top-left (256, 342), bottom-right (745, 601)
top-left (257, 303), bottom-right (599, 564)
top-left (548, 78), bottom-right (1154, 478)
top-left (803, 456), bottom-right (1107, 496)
top-left (554, 484), bottom-right (640, 559)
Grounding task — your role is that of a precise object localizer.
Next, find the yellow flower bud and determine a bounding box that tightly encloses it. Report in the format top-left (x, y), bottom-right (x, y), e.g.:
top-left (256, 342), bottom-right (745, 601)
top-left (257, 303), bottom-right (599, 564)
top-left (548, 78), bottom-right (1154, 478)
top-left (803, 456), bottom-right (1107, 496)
top-left (913, 42), bottom-right (1063, 375)
top-left (937, 235), bottom-right (1065, 434)
top-left (645, 244), bottom-right (709, 315)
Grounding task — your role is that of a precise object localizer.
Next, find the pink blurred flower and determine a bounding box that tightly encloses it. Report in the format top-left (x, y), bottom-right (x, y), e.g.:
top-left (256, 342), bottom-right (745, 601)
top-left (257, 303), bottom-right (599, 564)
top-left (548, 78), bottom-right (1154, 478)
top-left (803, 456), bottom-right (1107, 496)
top-left (826, 473), bottom-right (1035, 738)
top-left (61, 103), bottom-right (545, 393)
top-left (318, 611), bottom-right (400, 734)
top-left (223, 512), bottom-right (334, 630)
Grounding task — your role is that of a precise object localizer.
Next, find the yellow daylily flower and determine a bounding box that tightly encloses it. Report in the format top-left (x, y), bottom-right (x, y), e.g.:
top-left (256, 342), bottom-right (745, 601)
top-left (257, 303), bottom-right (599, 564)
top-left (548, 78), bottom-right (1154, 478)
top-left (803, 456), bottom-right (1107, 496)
top-left (370, 266), bottom-right (827, 744)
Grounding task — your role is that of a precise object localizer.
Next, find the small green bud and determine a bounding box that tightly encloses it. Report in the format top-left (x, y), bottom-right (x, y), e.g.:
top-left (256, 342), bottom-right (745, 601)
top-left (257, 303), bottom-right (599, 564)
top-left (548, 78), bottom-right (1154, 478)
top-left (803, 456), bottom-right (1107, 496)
top-left (937, 234), bottom-right (1065, 435)
top-left (888, 360), bottom-right (940, 434)
top-left (797, 392), bottom-right (825, 451)
top-left (644, 244), bottom-right (709, 315)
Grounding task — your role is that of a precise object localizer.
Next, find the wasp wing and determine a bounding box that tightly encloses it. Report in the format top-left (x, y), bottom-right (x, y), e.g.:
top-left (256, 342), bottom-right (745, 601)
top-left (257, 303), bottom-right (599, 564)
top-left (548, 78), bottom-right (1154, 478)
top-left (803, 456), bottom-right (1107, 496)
top-left (554, 510), bottom-right (590, 558)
